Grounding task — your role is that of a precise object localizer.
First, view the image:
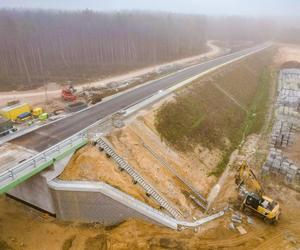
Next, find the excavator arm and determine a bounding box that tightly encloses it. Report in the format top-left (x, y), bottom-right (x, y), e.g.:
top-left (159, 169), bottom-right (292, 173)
top-left (235, 161), bottom-right (263, 196)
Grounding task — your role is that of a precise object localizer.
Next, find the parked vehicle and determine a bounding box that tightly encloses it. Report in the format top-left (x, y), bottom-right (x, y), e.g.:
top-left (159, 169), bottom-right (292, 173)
top-left (16, 112), bottom-right (32, 122)
top-left (0, 117), bottom-right (16, 137)
top-left (32, 107), bottom-right (43, 117)
top-left (39, 113), bottom-right (49, 121)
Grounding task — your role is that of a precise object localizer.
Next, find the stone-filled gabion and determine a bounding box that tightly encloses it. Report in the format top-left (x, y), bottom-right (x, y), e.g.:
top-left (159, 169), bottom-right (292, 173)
top-left (270, 120), bottom-right (294, 148)
top-left (262, 69), bottom-right (300, 187)
top-left (262, 148), bottom-right (300, 185)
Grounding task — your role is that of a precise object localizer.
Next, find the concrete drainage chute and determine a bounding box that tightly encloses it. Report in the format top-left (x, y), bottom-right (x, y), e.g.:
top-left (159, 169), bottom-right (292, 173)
top-left (176, 210), bottom-right (225, 230)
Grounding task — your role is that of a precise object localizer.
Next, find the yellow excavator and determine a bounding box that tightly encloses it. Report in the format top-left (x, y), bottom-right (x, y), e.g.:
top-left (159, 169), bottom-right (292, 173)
top-left (235, 161), bottom-right (280, 224)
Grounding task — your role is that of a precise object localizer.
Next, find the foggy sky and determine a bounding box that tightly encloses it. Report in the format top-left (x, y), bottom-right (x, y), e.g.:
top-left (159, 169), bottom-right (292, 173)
top-left (0, 0), bottom-right (299, 17)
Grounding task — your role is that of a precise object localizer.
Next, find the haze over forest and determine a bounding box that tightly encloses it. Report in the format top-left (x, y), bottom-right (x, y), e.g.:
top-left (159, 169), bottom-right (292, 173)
top-left (0, 7), bottom-right (299, 90)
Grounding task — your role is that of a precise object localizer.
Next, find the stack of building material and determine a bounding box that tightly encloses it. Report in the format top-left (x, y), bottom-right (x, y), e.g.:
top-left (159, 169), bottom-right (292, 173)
top-left (262, 148), bottom-right (300, 185)
top-left (277, 88), bottom-right (300, 109)
top-left (270, 120), bottom-right (294, 148)
top-left (262, 69), bottom-right (300, 188)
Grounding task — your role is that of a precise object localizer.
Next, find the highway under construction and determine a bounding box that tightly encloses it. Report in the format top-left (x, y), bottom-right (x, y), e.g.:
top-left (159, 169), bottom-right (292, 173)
top-left (10, 43), bottom-right (270, 152)
top-left (0, 43), bottom-right (270, 224)
top-left (1, 3), bottom-right (300, 249)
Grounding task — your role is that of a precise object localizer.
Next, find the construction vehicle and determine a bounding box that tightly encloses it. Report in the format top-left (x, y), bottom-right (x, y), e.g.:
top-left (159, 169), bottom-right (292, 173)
top-left (38, 113), bottom-right (49, 121)
top-left (32, 107), bottom-right (43, 117)
top-left (61, 84), bottom-right (77, 102)
top-left (235, 161), bottom-right (280, 224)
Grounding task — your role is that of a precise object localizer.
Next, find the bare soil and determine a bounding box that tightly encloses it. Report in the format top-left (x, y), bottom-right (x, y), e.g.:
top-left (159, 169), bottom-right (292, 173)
top-left (1, 168), bottom-right (299, 250)
top-left (59, 145), bottom-right (157, 207)
top-left (274, 43), bottom-right (300, 65)
top-left (107, 118), bottom-right (220, 218)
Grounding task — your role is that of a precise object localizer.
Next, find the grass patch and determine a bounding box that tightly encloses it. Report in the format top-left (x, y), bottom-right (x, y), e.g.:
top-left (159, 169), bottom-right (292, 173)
top-left (211, 66), bottom-right (273, 176)
top-left (155, 49), bottom-right (275, 176)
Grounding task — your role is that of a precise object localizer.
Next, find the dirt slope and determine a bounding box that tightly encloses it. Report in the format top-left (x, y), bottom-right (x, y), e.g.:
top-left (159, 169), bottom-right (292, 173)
top-left (59, 145), bottom-right (157, 207)
top-left (107, 119), bottom-right (220, 218)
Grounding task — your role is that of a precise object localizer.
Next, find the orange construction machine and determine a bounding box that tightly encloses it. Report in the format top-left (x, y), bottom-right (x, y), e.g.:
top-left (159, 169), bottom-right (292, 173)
top-left (61, 84), bottom-right (77, 102)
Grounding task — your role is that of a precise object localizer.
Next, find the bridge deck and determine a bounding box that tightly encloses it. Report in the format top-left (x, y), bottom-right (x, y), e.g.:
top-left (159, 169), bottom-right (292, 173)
top-left (0, 133), bottom-right (87, 194)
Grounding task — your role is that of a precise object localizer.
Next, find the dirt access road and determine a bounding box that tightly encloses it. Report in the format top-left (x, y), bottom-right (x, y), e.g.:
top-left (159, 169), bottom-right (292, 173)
top-left (0, 41), bottom-right (222, 106)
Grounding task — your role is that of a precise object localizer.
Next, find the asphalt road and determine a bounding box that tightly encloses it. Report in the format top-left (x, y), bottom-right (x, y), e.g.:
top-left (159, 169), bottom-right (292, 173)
top-left (11, 43), bottom-right (270, 152)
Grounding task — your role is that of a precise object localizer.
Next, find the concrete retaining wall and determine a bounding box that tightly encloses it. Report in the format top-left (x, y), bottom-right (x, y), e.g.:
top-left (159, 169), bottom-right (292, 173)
top-left (7, 154), bottom-right (74, 213)
top-left (48, 180), bottom-right (224, 229)
top-left (49, 180), bottom-right (178, 229)
top-left (7, 160), bottom-right (224, 229)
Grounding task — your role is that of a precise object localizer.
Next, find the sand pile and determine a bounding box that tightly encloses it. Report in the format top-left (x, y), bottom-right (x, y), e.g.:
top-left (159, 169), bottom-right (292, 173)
top-left (275, 44), bottom-right (300, 65)
top-left (59, 145), bottom-right (157, 206)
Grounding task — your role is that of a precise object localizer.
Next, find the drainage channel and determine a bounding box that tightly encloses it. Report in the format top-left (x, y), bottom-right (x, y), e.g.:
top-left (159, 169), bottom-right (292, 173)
top-left (141, 142), bottom-right (207, 211)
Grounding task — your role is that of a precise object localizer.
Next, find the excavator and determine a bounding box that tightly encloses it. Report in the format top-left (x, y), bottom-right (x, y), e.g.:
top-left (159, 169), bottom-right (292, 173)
top-left (61, 84), bottom-right (77, 102)
top-left (235, 161), bottom-right (280, 224)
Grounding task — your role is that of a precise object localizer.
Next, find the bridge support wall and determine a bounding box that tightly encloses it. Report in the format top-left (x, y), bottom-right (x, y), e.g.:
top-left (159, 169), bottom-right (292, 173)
top-left (7, 154), bottom-right (74, 213)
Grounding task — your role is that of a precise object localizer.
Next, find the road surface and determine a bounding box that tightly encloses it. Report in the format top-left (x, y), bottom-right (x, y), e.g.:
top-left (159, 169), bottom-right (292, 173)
top-left (11, 43), bottom-right (270, 152)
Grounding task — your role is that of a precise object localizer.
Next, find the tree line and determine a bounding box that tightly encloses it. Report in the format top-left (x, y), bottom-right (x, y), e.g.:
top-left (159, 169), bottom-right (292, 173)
top-left (0, 9), bottom-right (292, 90)
top-left (0, 10), bottom-right (208, 90)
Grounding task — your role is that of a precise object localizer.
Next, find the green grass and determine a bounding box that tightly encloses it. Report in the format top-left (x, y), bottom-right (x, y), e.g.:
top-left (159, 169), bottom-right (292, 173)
top-left (211, 67), bottom-right (272, 176)
top-left (155, 49), bottom-right (275, 176)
